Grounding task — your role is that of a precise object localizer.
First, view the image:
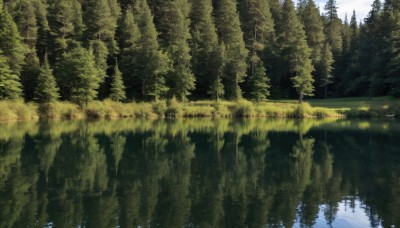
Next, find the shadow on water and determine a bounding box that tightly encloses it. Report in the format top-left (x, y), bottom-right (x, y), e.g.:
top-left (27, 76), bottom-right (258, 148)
top-left (0, 118), bottom-right (399, 227)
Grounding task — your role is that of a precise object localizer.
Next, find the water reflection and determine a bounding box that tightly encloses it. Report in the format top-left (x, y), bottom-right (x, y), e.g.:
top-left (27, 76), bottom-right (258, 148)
top-left (0, 119), bottom-right (399, 227)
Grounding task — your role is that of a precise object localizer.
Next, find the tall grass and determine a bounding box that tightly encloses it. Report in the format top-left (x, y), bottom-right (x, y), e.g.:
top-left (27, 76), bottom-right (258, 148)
top-left (0, 100), bottom-right (39, 121)
top-left (0, 97), bottom-right (398, 121)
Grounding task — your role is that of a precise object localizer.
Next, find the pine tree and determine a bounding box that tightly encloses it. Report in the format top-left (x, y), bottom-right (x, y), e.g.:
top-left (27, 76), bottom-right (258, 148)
top-left (83, 0), bottom-right (121, 53)
top-left (238, 0), bottom-right (274, 98)
top-left (34, 58), bottom-right (60, 102)
top-left (269, 0), bottom-right (282, 28)
top-left (249, 62), bottom-right (270, 102)
top-left (279, 0), bottom-right (314, 103)
top-left (119, 5), bottom-right (141, 99)
top-left (388, 14), bottom-right (400, 97)
top-left (301, 0), bottom-right (325, 64)
top-left (300, 0), bottom-right (327, 98)
top-left (320, 43), bottom-right (334, 98)
top-left (207, 44), bottom-right (226, 101)
top-left (132, 0), bottom-right (169, 101)
top-left (190, 0), bottom-right (224, 99)
top-left (156, 0), bottom-right (195, 101)
top-left (0, 2), bottom-right (27, 75)
top-left (341, 14), bottom-right (351, 54)
top-left (90, 40), bottom-right (109, 89)
top-left (5, 0), bottom-right (41, 100)
top-left (350, 11), bottom-right (358, 46)
top-left (355, 0), bottom-right (382, 96)
top-left (0, 51), bottom-right (22, 100)
top-left (47, 0), bottom-right (84, 51)
top-left (55, 45), bottom-right (100, 106)
top-left (109, 63), bottom-right (126, 101)
top-left (216, 0), bottom-right (248, 100)
top-left (324, 0), bottom-right (343, 54)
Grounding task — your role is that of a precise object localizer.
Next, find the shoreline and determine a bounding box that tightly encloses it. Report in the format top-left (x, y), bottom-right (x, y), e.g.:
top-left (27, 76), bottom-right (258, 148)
top-left (0, 99), bottom-right (398, 122)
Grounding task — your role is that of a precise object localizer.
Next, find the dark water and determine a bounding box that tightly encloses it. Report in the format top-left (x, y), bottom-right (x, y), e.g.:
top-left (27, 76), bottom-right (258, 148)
top-left (0, 119), bottom-right (399, 228)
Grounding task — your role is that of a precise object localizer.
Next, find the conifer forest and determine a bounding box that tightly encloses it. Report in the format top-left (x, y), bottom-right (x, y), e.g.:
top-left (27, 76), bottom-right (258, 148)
top-left (0, 0), bottom-right (399, 105)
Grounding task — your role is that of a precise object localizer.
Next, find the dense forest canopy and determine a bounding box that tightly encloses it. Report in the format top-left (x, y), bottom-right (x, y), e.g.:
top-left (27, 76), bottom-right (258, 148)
top-left (0, 0), bottom-right (399, 104)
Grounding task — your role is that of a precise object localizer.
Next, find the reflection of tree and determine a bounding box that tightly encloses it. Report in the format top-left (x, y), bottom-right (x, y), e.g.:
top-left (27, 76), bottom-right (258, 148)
top-left (0, 119), bottom-right (400, 227)
top-left (299, 130), bottom-right (334, 227)
top-left (189, 129), bottom-right (224, 227)
top-left (153, 132), bottom-right (195, 227)
top-left (47, 123), bottom-right (107, 227)
top-left (117, 131), bottom-right (169, 227)
top-left (0, 137), bottom-right (33, 228)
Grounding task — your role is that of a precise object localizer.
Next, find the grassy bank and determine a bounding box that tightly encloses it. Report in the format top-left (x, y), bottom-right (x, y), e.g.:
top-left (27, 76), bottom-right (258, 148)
top-left (0, 97), bottom-right (399, 121)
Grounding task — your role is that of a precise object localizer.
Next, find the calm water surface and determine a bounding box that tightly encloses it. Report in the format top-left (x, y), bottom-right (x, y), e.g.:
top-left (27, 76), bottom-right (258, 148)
top-left (0, 119), bottom-right (399, 228)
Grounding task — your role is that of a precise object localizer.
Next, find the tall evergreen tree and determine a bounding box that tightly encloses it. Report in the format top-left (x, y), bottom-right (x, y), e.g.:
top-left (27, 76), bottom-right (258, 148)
top-left (249, 62), bottom-right (271, 102)
top-left (4, 0), bottom-right (42, 100)
top-left (216, 0), bottom-right (248, 100)
top-left (82, 0), bottom-right (121, 53)
top-left (55, 45), bottom-right (100, 106)
top-left (238, 0), bottom-right (274, 98)
top-left (0, 2), bottom-right (27, 75)
top-left (300, 0), bottom-right (327, 97)
top-left (119, 5), bottom-right (141, 99)
top-left (279, 0), bottom-right (314, 103)
top-left (324, 0), bottom-right (342, 54)
top-left (34, 58), bottom-right (60, 102)
top-left (131, 0), bottom-right (169, 101)
top-left (190, 0), bottom-right (224, 99)
top-left (47, 0), bottom-right (84, 53)
top-left (0, 51), bottom-right (22, 100)
top-left (320, 43), bottom-right (334, 98)
top-left (109, 63), bottom-right (126, 101)
top-left (207, 44), bottom-right (226, 101)
top-left (355, 0), bottom-right (383, 96)
top-left (268, 0), bottom-right (282, 28)
top-left (387, 12), bottom-right (400, 97)
top-left (156, 0), bottom-right (195, 101)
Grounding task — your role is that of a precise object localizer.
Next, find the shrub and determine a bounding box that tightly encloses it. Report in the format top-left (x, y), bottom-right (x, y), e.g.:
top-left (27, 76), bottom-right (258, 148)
top-left (152, 100), bottom-right (167, 117)
top-left (291, 103), bottom-right (313, 118)
top-left (166, 97), bottom-right (183, 117)
top-left (234, 100), bottom-right (255, 117)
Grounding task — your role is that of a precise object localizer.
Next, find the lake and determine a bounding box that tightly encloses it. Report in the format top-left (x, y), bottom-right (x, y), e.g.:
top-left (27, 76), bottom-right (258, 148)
top-left (0, 119), bottom-right (399, 228)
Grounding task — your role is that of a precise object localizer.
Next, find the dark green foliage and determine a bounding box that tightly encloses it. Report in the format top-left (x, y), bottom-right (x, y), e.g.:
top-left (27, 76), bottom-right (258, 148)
top-left (249, 62), bottom-right (270, 102)
top-left (216, 0), bottom-right (248, 100)
top-left (90, 40), bottom-right (109, 85)
top-left (324, 0), bottom-right (343, 54)
top-left (238, 0), bottom-right (274, 99)
top-left (0, 3), bottom-right (27, 75)
top-left (0, 0), bottom-right (400, 103)
top-left (156, 0), bottom-right (195, 101)
top-left (82, 0), bottom-right (120, 53)
top-left (388, 14), bottom-right (400, 97)
top-left (320, 43), bottom-right (334, 98)
top-left (279, 0), bottom-right (314, 103)
top-left (0, 51), bottom-right (22, 99)
top-left (191, 0), bottom-right (224, 99)
top-left (301, 0), bottom-right (325, 65)
top-left (300, 0), bottom-right (328, 98)
top-left (47, 0), bottom-right (84, 51)
top-left (35, 58), bottom-right (60, 102)
top-left (55, 45), bottom-right (100, 106)
top-left (125, 0), bottom-right (169, 101)
top-left (109, 63), bottom-right (126, 101)
top-left (119, 5), bottom-right (140, 99)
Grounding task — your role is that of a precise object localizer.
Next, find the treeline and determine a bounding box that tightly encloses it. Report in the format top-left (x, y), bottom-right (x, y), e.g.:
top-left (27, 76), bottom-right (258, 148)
top-left (0, 0), bottom-right (399, 105)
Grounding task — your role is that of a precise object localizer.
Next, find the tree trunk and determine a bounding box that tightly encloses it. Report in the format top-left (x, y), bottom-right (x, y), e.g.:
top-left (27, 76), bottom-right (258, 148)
top-left (324, 84), bottom-right (328, 99)
top-left (299, 93), bottom-right (303, 104)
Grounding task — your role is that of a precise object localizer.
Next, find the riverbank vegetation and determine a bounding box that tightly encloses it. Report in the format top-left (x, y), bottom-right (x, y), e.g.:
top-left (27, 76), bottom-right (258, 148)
top-left (1, 0), bottom-right (400, 107)
top-left (0, 97), bottom-right (398, 121)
